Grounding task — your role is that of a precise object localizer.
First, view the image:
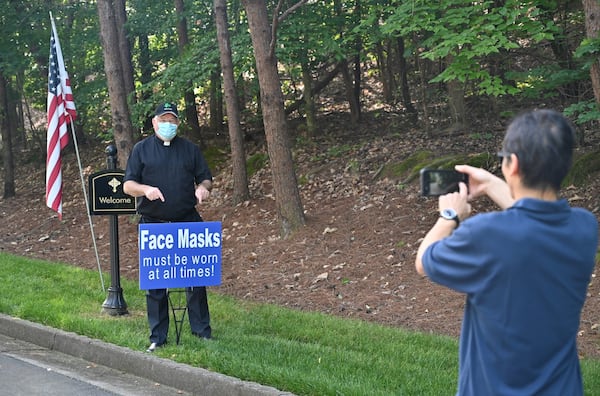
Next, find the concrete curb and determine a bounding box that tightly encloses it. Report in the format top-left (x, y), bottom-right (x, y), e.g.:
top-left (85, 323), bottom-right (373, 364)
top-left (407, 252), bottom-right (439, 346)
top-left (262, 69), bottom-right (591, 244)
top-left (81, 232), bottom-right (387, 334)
top-left (0, 313), bottom-right (294, 396)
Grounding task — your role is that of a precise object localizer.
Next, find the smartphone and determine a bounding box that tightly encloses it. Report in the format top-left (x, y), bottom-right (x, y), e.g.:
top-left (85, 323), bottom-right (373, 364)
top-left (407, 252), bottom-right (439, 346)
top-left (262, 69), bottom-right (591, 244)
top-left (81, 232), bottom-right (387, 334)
top-left (420, 168), bottom-right (468, 196)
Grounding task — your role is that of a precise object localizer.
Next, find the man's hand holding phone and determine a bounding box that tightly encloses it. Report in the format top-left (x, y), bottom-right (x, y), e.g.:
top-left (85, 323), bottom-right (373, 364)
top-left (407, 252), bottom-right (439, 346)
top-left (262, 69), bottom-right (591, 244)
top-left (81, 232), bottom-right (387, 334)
top-left (438, 181), bottom-right (471, 222)
top-left (420, 167), bottom-right (471, 225)
top-left (420, 168), bottom-right (469, 196)
top-left (455, 164), bottom-right (514, 209)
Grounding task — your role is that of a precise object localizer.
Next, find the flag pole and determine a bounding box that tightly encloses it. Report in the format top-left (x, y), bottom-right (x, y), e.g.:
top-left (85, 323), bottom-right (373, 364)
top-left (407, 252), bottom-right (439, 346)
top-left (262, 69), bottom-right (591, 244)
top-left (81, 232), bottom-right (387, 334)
top-left (49, 12), bottom-right (105, 292)
top-left (68, 118), bottom-right (106, 292)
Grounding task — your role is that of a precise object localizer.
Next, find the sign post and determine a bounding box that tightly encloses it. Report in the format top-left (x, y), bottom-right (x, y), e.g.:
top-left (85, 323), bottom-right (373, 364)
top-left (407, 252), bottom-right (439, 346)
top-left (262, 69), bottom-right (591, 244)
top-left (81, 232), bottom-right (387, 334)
top-left (89, 145), bottom-right (136, 315)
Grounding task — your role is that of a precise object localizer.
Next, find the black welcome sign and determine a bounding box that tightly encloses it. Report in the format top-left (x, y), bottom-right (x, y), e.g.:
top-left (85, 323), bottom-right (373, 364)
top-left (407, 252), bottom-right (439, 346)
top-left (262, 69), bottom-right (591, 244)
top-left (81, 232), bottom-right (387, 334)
top-left (88, 170), bottom-right (136, 215)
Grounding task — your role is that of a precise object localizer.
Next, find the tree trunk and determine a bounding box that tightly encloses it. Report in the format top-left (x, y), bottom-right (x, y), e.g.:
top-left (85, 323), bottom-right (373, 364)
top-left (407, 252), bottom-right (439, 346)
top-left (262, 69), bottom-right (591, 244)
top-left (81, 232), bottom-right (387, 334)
top-left (583, 0), bottom-right (600, 105)
top-left (539, 1), bottom-right (580, 101)
top-left (447, 79), bottom-right (467, 131)
top-left (214, 0), bottom-right (250, 204)
top-left (300, 59), bottom-right (316, 136)
top-left (175, 0), bottom-right (203, 144)
top-left (13, 72), bottom-right (26, 149)
top-left (353, 53), bottom-right (362, 111)
top-left (138, 34), bottom-right (154, 133)
top-left (97, 0), bottom-right (135, 168)
top-left (209, 71), bottom-right (224, 133)
top-left (416, 55), bottom-right (430, 133)
top-left (113, 0), bottom-right (136, 104)
top-left (396, 37), bottom-right (417, 117)
top-left (242, 0), bottom-right (305, 237)
top-left (340, 59), bottom-right (361, 125)
top-left (352, 2), bottom-right (362, 109)
top-left (285, 63), bottom-right (341, 116)
top-left (446, 55), bottom-right (467, 130)
top-left (0, 73), bottom-right (15, 198)
top-left (375, 42), bottom-right (393, 103)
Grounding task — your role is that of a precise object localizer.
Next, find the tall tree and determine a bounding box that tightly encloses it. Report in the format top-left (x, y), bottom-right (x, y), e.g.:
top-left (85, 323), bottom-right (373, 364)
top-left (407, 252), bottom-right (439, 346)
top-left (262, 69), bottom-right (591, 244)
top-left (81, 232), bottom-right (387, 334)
top-left (114, 0), bottom-right (136, 101)
top-left (446, 55), bottom-right (467, 130)
top-left (276, 2), bottom-right (339, 134)
top-left (242, 0), bottom-right (305, 237)
top-left (214, 0), bottom-right (250, 204)
top-left (383, 0), bottom-right (557, 128)
top-left (0, 72), bottom-right (15, 198)
top-left (137, 33), bottom-right (154, 132)
top-left (2, 0), bottom-right (44, 189)
top-left (583, 0), bottom-right (600, 105)
top-left (335, 0), bottom-right (361, 124)
top-left (97, 0), bottom-right (136, 168)
top-left (175, 0), bottom-right (203, 143)
top-left (209, 70), bottom-right (224, 132)
top-left (300, 55), bottom-right (317, 136)
top-left (396, 37), bottom-right (416, 117)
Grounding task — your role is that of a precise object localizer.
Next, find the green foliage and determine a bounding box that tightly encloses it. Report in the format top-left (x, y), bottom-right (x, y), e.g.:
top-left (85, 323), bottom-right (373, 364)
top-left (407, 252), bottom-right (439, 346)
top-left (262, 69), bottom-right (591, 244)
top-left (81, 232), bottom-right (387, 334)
top-left (276, 2), bottom-right (348, 102)
top-left (1, 0), bottom-right (597, 159)
top-left (507, 65), bottom-right (588, 100)
top-left (131, 6), bottom-right (222, 131)
top-left (564, 101), bottom-right (600, 125)
top-left (382, 0), bottom-right (558, 96)
top-left (575, 37), bottom-right (600, 66)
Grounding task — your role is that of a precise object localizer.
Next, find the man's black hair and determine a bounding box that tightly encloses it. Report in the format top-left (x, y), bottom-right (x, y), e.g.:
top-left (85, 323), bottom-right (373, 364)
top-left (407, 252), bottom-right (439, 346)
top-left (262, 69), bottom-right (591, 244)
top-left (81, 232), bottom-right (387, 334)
top-left (502, 109), bottom-right (575, 191)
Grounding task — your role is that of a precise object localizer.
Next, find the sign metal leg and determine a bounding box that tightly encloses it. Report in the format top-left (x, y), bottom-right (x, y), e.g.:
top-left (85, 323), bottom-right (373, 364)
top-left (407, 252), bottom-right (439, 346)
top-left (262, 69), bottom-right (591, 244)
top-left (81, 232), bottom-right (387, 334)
top-left (168, 289), bottom-right (187, 345)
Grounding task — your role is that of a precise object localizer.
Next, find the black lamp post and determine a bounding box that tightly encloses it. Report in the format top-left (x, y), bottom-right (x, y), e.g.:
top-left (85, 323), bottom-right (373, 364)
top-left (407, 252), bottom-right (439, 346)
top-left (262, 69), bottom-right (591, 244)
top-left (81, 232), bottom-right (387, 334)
top-left (101, 144), bottom-right (128, 315)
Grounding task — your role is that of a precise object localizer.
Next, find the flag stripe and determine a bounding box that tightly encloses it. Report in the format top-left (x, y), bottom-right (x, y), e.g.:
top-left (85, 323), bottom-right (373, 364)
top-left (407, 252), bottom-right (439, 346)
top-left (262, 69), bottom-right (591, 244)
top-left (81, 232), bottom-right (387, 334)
top-left (47, 15), bottom-right (76, 219)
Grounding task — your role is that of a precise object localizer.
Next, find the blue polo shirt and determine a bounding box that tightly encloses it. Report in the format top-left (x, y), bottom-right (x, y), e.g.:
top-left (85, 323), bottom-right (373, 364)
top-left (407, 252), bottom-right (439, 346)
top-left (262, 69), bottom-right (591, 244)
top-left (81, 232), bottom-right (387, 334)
top-left (423, 198), bottom-right (598, 395)
top-left (124, 135), bottom-right (212, 221)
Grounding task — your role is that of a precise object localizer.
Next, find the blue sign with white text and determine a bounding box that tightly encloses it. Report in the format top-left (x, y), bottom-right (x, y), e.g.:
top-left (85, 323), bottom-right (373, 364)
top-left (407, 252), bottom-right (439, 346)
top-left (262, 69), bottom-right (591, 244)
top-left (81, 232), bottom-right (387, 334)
top-left (138, 222), bottom-right (222, 290)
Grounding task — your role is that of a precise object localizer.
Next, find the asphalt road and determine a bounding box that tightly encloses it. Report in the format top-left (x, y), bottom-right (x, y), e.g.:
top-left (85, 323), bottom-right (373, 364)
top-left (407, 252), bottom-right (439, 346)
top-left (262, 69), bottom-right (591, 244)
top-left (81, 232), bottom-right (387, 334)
top-left (0, 334), bottom-right (188, 395)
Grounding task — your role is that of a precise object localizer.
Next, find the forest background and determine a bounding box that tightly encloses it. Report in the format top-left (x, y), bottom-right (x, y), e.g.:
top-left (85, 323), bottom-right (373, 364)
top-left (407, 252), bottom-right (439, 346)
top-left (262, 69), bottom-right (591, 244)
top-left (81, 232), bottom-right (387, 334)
top-left (1, 1), bottom-right (600, 234)
top-left (1, 0), bottom-right (600, 359)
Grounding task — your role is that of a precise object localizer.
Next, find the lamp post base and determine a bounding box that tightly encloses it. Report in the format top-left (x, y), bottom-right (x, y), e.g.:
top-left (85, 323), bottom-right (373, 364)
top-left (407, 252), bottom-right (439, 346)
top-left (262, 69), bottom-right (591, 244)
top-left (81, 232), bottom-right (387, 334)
top-left (102, 287), bottom-right (129, 316)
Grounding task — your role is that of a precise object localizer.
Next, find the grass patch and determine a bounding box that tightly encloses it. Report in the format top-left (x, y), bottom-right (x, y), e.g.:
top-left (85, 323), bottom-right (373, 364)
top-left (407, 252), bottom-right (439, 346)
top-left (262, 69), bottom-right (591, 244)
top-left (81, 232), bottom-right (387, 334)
top-left (326, 144), bottom-right (354, 158)
top-left (378, 150), bottom-right (435, 181)
top-left (378, 151), bottom-right (497, 185)
top-left (246, 152), bottom-right (269, 178)
top-left (564, 150), bottom-right (600, 187)
top-left (1, 252), bottom-right (599, 395)
top-left (200, 145), bottom-right (230, 172)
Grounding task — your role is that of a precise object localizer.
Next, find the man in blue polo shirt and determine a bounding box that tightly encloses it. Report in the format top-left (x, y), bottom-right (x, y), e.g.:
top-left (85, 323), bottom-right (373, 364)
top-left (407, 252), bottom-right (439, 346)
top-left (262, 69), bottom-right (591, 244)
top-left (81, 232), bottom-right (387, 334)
top-left (415, 109), bottom-right (598, 395)
top-left (124, 102), bottom-right (213, 353)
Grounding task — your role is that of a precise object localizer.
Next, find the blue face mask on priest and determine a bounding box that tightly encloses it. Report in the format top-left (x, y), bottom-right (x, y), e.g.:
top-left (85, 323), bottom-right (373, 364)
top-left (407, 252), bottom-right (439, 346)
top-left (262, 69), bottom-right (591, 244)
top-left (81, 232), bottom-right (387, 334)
top-left (156, 122), bottom-right (178, 140)
top-left (152, 102), bottom-right (180, 145)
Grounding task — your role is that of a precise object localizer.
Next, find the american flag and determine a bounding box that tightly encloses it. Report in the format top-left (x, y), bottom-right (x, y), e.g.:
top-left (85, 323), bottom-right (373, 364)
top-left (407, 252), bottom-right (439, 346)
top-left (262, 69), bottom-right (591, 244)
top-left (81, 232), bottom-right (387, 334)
top-left (46, 15), bottom-right (76, 219)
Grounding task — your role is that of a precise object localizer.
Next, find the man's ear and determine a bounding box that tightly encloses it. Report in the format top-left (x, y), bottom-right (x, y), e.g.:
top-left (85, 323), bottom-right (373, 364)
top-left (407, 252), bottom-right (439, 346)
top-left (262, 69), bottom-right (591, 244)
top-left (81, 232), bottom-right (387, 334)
top-left (506, 153), bottom-right (520, 177)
